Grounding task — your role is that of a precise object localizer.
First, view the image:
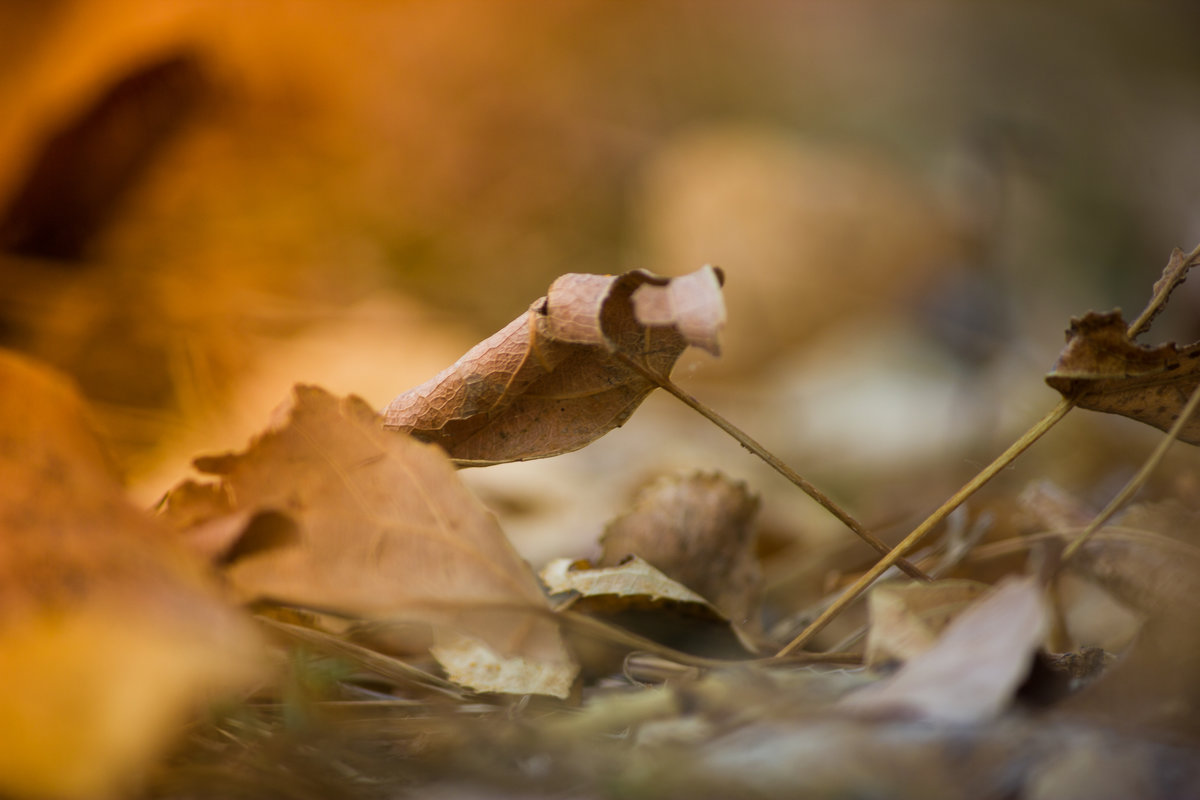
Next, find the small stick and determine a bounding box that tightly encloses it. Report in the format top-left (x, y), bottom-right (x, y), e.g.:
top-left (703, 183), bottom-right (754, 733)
top-left (775, 397), bottom-right (1073, 656)
top-left (1061, 376), bottom-right (1200, 563)
top-left (615, 351), bottom-right (930, 582)
top-left (1126, 242), bottom-right (1200, 339)
top-left (772, 243), bottom-right (1200, 654)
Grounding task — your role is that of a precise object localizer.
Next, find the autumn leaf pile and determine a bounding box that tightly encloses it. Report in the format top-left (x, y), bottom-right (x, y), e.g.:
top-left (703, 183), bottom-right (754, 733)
top-left (5, 246), bottom-right (1200, 799)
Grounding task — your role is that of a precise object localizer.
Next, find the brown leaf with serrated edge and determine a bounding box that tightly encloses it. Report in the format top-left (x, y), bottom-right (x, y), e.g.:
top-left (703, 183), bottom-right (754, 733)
top-left (162, 385), bottom-right (577, 697)
top-left (1045, 310), bottom-right (1200, 444)
top-left (0, 350), bottom-right (263, 800)
top-left (599, 472), bottom-right (762, 631)
top-left (382, 266), bottom-right (724, 465)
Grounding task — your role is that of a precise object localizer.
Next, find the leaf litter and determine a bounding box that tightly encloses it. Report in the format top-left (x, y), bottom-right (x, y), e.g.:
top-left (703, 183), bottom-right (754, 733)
top-left (7, 248), bottom-right (1200, 798)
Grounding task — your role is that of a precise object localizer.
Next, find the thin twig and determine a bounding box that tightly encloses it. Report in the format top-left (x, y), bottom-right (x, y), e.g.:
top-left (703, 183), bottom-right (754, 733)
top-left (614, 351), bottom-right (930, 581)
top-left (775, 396), bottom-right (1073, 656)
top-left (772, 244), bottom-right (1200, 655)
top-left (1060, 376), bottom-right (1200, 563)
top-left (1126, 241), bottom-right (1200, 339)
top-left (256, 616), bottom-right (466, 698)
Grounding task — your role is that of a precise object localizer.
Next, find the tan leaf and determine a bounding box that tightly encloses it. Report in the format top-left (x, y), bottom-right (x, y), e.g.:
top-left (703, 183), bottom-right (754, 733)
top-left (541, 556), bottom-right (757, 656)
top-left (1065, 527), bottom-right (1200, 617)
top-left (382, 266), bottom-right (725, 465)
top-left (1059, 522), bottom-right (1200, 736)
top-left (864, 579), bottom-right (991, 667)
top-left (542, 556), bottom-right (714, 608)
top-left (840, 576), bottom-right (1047, 724)
top-left (598, 472), bottom-right (762, 631)
top-left (165, 384), bottom-right (577, 697)
top-left (1045, 310), bottom-right (1200, 444)
top-left (0, 350), bottom-right (263, 800)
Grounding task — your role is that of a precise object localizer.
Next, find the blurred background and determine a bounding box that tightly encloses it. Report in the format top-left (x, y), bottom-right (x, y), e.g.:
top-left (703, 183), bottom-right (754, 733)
top-left (2, 0), bottom-right (1200, 570)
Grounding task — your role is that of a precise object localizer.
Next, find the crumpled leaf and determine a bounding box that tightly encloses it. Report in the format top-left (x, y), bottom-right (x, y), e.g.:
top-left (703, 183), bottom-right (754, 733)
top-left (864, 579), bottom-right (990, 667)
top-left (0, 350), bottom-right (263, 800)
top-left (542, 556), bottom-right (715, 608)
top-left (840, 576), bottom-right (1047, 724)
top-left (161, 385), bottom-right (577, 697)
top-left (1045, 310), bottom-right (1200, 444)
top-left (382, 266), bottom-right (724, 465)
top-left (541, 556), bottom-right (756, 657)
top-left (598, 472), bottom-right (762, 631)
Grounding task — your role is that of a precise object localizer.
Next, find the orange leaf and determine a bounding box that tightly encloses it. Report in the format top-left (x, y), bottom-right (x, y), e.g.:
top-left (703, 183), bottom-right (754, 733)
top-left (163, 385), bottom-right (578, 697)
top-left (0, 350), bottom-right (263, 800)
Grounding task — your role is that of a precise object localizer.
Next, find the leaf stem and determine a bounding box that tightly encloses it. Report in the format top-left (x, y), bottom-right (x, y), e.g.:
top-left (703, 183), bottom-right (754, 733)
top-left (775, 396), bottom-right (1073, 656)
top-left (614, 351), bottom-right (930, 582)
top-left (1127, 241), bottom-right (1200, 339)
top-left (1060, 376), bottom-right (1200, 563)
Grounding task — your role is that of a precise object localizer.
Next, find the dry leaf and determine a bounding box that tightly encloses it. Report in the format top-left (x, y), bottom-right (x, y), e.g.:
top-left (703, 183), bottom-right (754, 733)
top-left (1060, 528), bottom-right (1200, 736)
top-left (0, 350), bottom-right (263, 800)
top-left (1065, 527), bottom-right (1200, 618)
top-left (163, 384), bottom-right (577, 697)
top-left (598, 472), bottom-right (762, 630)
top-left (1045, 310), bottom-right (1200, 443)
top-left (840, 576), bottom-right (1047, 724)
top-left (382, 266), bottom-right (725, 465)
top-left (864, 579), bottom-right (991, 667)
top-left (542, 556), bottom-right (715, 608)
top-left (1060, 614), bottom-right (1200, 739)
top-left (541, 556), bottom-right (756, 657)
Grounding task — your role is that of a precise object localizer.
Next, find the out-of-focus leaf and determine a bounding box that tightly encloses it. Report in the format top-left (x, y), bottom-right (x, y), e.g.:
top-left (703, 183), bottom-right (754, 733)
top-left (162, 384), bottom-right (577, 697)
top-left (543, 556), bottom-right (714, 608)
top-left (1066, 527), bottom-right (1200, 617)
top-left (382, 266), bottom-right (724, 465)
top-left (1057, 523), bottom-right (1200, 736)
top-left (599, 472), bottom-right (762, 630)
top-left (0, 350), bottom-right (263, 800)
top-left (541, 556), bottom-right (756, 657)
top-left (864, 579), bottom-right (990, 667)
top-left (1045, 310), bottom-right (1200, 443)
top-left (840, 576), bottom-right (1047, 724)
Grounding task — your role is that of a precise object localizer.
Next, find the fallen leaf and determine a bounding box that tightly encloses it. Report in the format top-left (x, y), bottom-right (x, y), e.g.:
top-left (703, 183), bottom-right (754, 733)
top-left (542, 556), bottom-right (715, 608)
top-left (1045, 310), bottom-right (1200, 443)
top-left (598, 472), bottom-right (762, 631)
top-left (163, 384), bottom-right (577, 697)
top-left (382, 266), bottom-right (725, 465)
top-left (840, 576), bottom-right (1047, 724)
top-left (541, 556), bottom-right (756, 658)
top-left (864, 579), bottom-right (990, 667)
top-left (1065, 527), bottom-right (1200, 618)
top-left (1055, 525), bottom-right (1200, 735)
top-left (0, 350), bottom-right (263, 800)
top-left (1059, 613), bottom-right (1200, 739)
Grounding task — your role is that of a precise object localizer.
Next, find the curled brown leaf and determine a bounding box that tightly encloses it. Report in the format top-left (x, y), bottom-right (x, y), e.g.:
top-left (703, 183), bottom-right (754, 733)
top-left (599, 472), bottom-right (762, 631)
top-left (382, 266), bottom-right (725, 464)
top-left (1045, 310), bottom-right (1200, 444)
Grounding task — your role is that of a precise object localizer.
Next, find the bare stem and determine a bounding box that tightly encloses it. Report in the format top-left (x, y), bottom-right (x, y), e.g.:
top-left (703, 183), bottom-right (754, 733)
top-left (1061, 377), bottom-right (1200, 563)
top-left (775, 396), bottom-right (1073, 656)
top-left (1127, 242), bottom-right (1200, 339)
top-left (615, 351), bottom-right (930, 581)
